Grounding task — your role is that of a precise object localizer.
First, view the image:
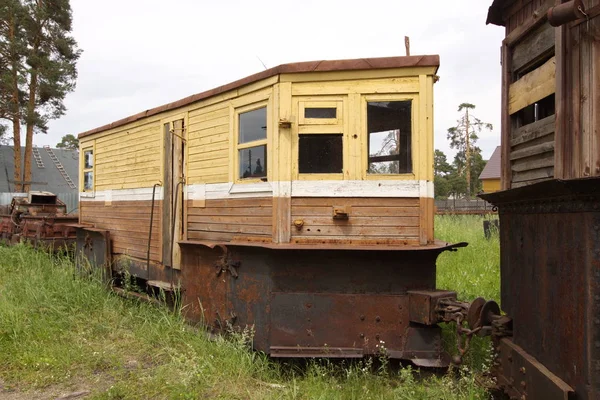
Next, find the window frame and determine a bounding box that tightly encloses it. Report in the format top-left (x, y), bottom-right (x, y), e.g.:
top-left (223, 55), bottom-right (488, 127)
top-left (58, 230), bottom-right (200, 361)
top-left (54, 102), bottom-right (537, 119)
top-left (293, 97), bottom-right (346, 181)
top-left (81, 145), bottom-right (95, 192)
top-left (234, 102), bottom-right (269, 183)
top-left (299, 100), bottom-right (343, 125)
top-left (361, 94), bottom-right (418, 180)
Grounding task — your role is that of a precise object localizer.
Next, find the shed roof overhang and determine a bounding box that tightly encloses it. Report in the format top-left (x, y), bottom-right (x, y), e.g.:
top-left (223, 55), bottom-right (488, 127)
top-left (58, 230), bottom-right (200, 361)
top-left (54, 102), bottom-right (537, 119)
top-left (487, 0), bottom-right (513, 26)
top-left (78, 55), bottom-right (440, 139)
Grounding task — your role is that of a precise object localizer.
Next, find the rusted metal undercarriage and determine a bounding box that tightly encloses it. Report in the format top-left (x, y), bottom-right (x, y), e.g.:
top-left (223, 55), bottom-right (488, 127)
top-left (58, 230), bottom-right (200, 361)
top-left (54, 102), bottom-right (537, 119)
top-left (81, 236), bottom-right (507, 367)
top-left (481, 178), bottom-right (600, 400)
top-left (0, 192), bottom-right (78, 250)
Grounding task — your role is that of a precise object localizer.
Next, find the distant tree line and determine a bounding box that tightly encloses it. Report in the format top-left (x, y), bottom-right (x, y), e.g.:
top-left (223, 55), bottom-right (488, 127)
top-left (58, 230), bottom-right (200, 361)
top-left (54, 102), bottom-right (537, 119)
top-left (0, 0), bottom-right (80, 192)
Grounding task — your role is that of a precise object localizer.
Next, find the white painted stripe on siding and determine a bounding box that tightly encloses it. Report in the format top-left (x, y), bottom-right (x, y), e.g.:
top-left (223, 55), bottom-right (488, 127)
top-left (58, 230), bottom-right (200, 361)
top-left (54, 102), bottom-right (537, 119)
top-left (80, 186), bottom-right (164, 202)
top-left (289, 180), bottom-right (431, 198)
top-left (82, 180), bottom-right (433, 202)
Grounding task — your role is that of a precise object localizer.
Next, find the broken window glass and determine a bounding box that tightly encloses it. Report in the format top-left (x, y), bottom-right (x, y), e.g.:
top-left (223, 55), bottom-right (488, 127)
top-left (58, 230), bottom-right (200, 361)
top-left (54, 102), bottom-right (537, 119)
top-left (367, 101), bottom-right (412, 174)
top-left (84, 171), bottom-right (93, 191)
top-left (84, 150), bottom-right (93, 169)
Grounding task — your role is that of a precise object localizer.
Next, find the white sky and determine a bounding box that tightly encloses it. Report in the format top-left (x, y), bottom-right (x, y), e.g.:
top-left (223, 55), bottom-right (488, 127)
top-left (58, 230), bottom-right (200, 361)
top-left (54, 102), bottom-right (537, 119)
top-left (40, 0), bottom-right (505, 160)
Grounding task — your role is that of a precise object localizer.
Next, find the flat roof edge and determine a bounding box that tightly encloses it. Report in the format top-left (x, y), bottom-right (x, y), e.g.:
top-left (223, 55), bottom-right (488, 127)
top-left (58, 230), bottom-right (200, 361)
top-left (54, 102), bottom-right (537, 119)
top-left (78, 55), bottom-right (440, 139)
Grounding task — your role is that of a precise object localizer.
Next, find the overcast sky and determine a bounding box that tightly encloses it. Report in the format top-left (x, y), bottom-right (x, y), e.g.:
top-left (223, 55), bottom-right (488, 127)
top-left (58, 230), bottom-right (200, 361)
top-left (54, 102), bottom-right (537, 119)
top-left (40, 0), bottom-right (505, 160)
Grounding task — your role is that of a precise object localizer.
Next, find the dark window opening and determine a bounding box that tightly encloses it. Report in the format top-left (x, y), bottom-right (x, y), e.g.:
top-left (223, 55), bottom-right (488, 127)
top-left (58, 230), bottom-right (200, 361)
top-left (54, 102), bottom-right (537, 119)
top-left (299, 134), bottom-right (343, 173)
top-left (239, 107), bottom-right (267, 144)
top-left (239, 145), bottom-right (267, 179)
top-left (367, 101), bottom-right (412, 174)
top-left (513, 93), bottom-right (555, 127)
top-left (305, 107), bottom-right (337, 119)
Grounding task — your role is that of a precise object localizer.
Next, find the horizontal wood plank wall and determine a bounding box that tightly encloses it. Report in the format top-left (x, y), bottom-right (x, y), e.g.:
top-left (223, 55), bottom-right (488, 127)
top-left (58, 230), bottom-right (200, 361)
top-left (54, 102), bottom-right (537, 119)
top-left (510, 115), bottom-right (555, 187)
top-left (187, 104), bottom-right (230, 184)
top-left (93, 120), bottom-right (162, 190)
top-left (186, 198), bottom-right (272, 242)
top-left (80, 200), bottom-right (162, 262)
top-left (290, 197), bottom-right (420, 245)
top-left (505, 18), bottom-right (556, 188)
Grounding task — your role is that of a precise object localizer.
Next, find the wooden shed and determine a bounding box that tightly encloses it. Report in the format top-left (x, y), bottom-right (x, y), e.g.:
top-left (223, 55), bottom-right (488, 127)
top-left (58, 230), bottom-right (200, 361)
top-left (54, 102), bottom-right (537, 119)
top-left (488, 0), bottom-right (600, 189)
top-left (484, 1), bottom-right (600, 398)
top-left (76, 55), bottom-right (460, 362)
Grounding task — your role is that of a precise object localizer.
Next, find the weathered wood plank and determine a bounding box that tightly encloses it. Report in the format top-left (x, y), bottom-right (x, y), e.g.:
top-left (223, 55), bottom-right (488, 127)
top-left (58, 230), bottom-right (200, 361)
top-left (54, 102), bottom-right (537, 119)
top-left (202, 198), bottom-right (272, 208)
top-left (291, 225), bottom-right (420, 237)
top-left (512, 132), bottom-right (555, 152)
top-left (569, 24), bottom-right (581, 179)
top-left (511, 115), bottom-right (555, 146)
top-left (511, 151), bottom-right (555, 172)
top-left (187, 205), bottom-right (273, 216)
top-left (512, 22), bottom-right (555, 73)
top-left (188, 215), bottom-right (272, 226)
top-left (502, 41), bottom-right (512, 189)
top-left (290, 236), bottom-right (420, 246)
top-left (508, 56), bottom-right (556, 115)
top-left (290, 216), bottom-right (420, 227)
top-left (510, 141), bottom-right (554, 160)
top-left (554, 23), bottom-right (567, 179)
top-left (187, 222), bottom-right (271, 235)
top-left (290, 197), bottom-right (419, 207)
top-left (512, 166), bottom-right (554, 182)
top-left (292, 206), bottom-right (419, 217)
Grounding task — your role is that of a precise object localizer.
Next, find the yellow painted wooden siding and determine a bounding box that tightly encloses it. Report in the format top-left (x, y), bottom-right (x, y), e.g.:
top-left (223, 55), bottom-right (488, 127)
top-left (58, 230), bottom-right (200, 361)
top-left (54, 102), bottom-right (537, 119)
top-left (285, 75), bottom-right (434, 183)
top-left (482, 179), bottom-right (501, 193)
top-left (80, 120), bottom-right (163, 190)
top-left (187, 105), bottom-right (230, 183)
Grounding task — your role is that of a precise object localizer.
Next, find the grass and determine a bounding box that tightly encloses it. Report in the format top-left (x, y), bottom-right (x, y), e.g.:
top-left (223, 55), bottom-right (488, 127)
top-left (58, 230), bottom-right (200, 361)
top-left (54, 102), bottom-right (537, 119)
top-left (0, 215), bottom-right (499, 399)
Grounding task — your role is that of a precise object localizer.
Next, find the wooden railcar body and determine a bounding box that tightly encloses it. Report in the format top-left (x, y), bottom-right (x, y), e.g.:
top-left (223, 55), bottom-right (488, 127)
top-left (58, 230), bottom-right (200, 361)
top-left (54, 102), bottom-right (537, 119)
top-left (485, 1), bottom-right (600, 398)
top-left (75, 55), bottom-right (466, 363)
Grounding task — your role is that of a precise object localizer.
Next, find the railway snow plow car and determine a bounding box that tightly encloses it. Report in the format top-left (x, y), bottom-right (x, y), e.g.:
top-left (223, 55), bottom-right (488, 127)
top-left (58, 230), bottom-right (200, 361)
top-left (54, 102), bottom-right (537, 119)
top-left (74, 55), bottom-right (499, 366)
top-left (482, 0), bottom-right (600, 398)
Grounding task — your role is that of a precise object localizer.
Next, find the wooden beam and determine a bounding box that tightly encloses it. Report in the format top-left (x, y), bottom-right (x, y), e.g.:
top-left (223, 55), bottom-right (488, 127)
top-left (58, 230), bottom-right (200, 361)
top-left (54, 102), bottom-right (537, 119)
top-left (553, 22), bottom-right (566, 180)
top-left (511, 115), bottom-right (555, 147)
top-left (512, 22), bottom-right (555, 73)
top-left (509, 141), bottom-right (554, 160)
top-left (508, 56), bottom-right (556, 115)
top-left (501, 41), bottom-right (512, 190)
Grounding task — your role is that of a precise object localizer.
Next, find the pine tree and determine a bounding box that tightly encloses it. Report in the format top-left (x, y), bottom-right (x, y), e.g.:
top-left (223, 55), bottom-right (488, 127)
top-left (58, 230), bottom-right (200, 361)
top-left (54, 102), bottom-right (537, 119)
top-left (1, 1), bottom-right (80, 192)
top-left (21, 0), bottom-right (81, 192)
top-left (0, 0), bottom-right (28, 191)
top-left (447, 103), bottom-right (492, 197)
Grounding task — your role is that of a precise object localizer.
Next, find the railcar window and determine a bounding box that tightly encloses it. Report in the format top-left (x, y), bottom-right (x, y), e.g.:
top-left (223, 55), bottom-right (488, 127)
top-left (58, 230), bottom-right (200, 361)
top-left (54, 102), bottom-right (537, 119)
top-left (238, 107), bottom-right (267, 180)
top-left (367, 101), bottom-right (412, 174)
top-left (82, 148), bottom-right (94, 191)
top-left (304, 107), bottom-right (337, 119)
top-left (299, 134), bottom-right (343, 173)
